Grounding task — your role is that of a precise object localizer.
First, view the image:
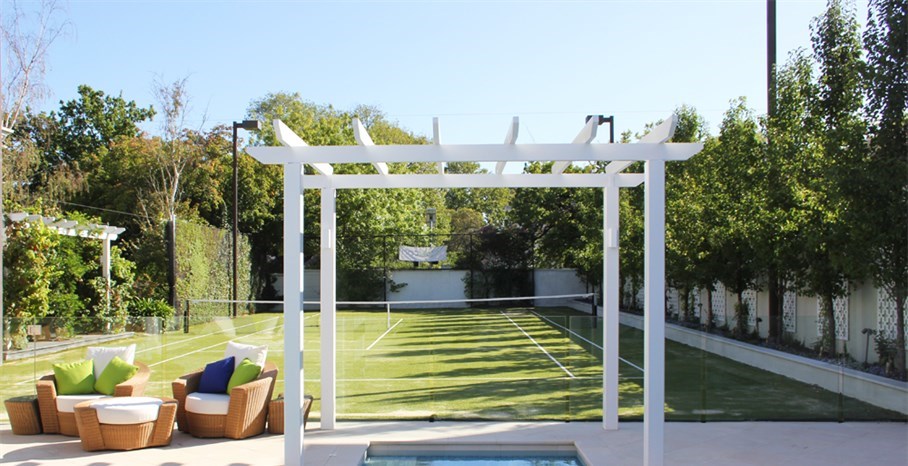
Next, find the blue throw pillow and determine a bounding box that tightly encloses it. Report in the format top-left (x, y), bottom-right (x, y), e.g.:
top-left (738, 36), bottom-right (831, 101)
top-left (198, 356), bottom-right (235, 394)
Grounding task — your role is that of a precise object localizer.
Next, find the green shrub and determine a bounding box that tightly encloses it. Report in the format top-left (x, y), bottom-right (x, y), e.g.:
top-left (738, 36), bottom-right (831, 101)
top-left (130, 298), bottom-right (175, 320)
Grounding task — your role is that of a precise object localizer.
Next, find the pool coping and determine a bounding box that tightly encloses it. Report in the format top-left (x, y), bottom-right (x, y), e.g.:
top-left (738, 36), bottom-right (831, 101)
top-left (366, 441), bottom-right (588, 464)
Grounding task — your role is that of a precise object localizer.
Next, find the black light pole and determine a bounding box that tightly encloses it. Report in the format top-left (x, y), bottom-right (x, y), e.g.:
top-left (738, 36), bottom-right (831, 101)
top-left (232, 120), bottom-right (262, 318)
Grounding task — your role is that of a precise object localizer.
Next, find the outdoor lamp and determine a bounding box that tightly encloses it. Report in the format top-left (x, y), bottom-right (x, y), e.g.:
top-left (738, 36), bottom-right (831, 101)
top-left (232, 120), bottom-right (262, 318)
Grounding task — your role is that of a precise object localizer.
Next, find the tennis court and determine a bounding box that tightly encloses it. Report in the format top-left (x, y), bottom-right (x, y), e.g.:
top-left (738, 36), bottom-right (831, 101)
top-left (0, 306), bottom-right (902, 422)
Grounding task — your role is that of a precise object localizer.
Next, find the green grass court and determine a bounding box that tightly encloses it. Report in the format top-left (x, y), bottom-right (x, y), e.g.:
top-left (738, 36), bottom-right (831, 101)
top-left (0, 308), bottom-right (902, 422)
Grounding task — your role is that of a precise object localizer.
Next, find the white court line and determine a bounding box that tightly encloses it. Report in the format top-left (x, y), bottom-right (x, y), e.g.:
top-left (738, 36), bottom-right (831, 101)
top-left (366, 319), bottom-right (403, 351)
top-left (144, 375), bottom-right (644, 386)
top-left (531, 311), bottom-right (645, 373)
top-left (134, 315), bottom-right (292, 355)
top-left (148, 323), bottom-right (282, 368)
top-left (501, 312), bottom-right (575, 379)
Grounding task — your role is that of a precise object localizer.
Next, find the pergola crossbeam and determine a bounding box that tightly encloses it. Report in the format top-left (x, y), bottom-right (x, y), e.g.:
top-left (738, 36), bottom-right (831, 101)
top-left (353, 117), bottom-right (389, 175)
top-left (247, 141), bottom-right (702, 165)
top-left (300, 173), bottom-right (644, 189)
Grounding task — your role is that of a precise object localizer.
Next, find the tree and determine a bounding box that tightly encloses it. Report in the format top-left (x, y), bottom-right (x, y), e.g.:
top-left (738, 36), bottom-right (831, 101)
top-left (15, 85), bottom-right (155, 203)
top-left (798, 0), bottom-right (867, 355)
top-left (761, 49), bottom-right (820, 341)
top-left (3, 215), bottom-right (59, 349)
top-left (1, 0), bottom-right (70, 131)
top-left (245, 93), bottom-right (446, 299)
top-left (664, 105), bottom-right (711, 323)
top-left (704, 99), bottom-right (765, 334)
top-left (861, 0), bottom-right (907, 378)
top-left (148, 77), bottom-right (204, 224)
top-left (2, 0), bottom-right (70, 347)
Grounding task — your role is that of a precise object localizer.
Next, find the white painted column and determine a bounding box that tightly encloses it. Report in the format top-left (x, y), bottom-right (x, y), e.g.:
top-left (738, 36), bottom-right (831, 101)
top-left (643, 160), bottom-right (666, 466)
top-left (283, 163), bottom-right (305, 466)
top-left (603, 178), bottom-right (620, 430)
top-left (101, 238), bottom-right (111, 281)
top-left (320, 187), bottom-right (337, 429)
top-left (102, 237), bottom-right (111, 312)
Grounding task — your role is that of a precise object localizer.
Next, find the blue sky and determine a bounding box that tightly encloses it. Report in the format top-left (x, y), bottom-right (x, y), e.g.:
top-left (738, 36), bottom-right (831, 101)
top-left (34, 0), bottom-right (867, 148)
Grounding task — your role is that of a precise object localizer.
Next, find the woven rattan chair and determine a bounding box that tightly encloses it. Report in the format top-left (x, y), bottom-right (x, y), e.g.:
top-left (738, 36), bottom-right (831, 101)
top-left (73, 397), bottom-right (177, 451)
top-left (172, 361), bottom-right (278, 439)
top-left (36, 361), bottom-right (150, 436)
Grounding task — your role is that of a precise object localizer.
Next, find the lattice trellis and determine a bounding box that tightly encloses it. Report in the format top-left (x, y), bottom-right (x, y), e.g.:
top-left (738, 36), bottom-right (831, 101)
top-left (877, 287), bottom-right (907, 347)
top-left (783, 290), bottom-right (797, 333)
top-left (817, 294), bottom-right (849, 341)
top-left (667, 288), bottom-right (679, 316)
top-left (743, 290), bottom-right (757, 328)
top-left (693, 288), bottom-right (701, 318)
top-left (712, 283), bottom-right (727, 326)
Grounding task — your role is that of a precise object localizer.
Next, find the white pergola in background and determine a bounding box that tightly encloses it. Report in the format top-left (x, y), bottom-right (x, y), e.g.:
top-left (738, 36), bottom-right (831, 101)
top-left (5, 213), bottom-right (125, 283)
top-left (246, 115), bottom-right (703, 466)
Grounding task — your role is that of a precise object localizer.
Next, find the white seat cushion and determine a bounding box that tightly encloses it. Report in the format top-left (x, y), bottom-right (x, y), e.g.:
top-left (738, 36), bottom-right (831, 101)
top-left (224, 341), bottom-right (267, 371)
top-left (56, 394), bottom-right (108, 413)
top-left (185, 392), bottom-right (230, 416)
top-left (86, 344), bottom-right (137, 380)
top-left (88, 397), bottom-right (163, 425)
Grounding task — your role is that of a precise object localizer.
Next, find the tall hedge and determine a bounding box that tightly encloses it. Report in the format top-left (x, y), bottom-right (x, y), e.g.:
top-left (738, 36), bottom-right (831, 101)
top-left (175, 220), bottom-right (253, 321)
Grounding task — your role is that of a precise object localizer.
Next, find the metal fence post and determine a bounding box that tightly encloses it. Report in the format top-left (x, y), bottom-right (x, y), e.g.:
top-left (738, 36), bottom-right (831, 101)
top-left (184, 299), bottom-right (190, 334)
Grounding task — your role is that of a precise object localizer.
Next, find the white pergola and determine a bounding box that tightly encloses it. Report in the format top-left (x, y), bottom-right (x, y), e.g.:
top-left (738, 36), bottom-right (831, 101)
top-left (246, 115), bottom-right (703, 466)
top-left (5, 213), bottom-right (126, 282)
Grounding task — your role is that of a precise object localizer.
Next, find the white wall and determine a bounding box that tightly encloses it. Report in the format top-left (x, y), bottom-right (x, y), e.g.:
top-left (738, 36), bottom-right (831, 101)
top-left (534, 269), bottom-right (589, 307)
top-left (274, 268), bottom-right (590, 309)
top-left (665, 281), bottom-right (901, 365)
top-left (386, 269), bottom-right (469, 308)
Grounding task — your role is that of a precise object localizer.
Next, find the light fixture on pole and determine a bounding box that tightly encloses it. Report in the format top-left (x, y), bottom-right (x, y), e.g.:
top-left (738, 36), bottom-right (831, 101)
top-left (232, 120), bottom-right (262, 318)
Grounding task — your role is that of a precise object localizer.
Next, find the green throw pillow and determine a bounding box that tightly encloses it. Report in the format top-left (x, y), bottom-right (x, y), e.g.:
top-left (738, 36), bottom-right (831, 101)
top-left (94, 356), bottom-right (139, 396)
top-left (226, 358), bottom-right (262, 393)
top-left (53, 359), bottom-right (95, 395)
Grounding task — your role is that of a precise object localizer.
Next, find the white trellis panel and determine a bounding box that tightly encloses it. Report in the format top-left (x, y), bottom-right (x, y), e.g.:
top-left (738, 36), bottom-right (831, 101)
top-left (743, 289), bottom-right (757, 328)
top-left (712, 283), bottom-right (727, 326)
top-left (817, 294), bottom-right (849, 341)
top-left (783, 289), bottom-right (797, 333)
top-left (877, 287), bottom-right (907, 347)
top-left (667, 288), bottom-right (679, 317)
top-left (692, 288), bottom-right (701, 318)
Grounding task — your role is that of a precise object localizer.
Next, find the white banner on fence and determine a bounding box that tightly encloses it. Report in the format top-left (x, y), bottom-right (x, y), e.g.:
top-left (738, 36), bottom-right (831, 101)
top-left (399, 245), bottom-right (447, 262)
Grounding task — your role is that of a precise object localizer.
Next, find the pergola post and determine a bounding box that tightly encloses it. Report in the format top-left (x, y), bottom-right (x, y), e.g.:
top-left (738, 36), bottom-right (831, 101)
top-left (283, 163), bottom-right (305, 466)
top-left (102, 236), bottom-right (112, 311)
top-left (643, 159), bottom-right (666, 466)
top-left (603, 177), bottom-right (620, 430)
top-left (320, 187), bottom-right (337, 430)
top-left (247, 116), bottom-right (700, 466)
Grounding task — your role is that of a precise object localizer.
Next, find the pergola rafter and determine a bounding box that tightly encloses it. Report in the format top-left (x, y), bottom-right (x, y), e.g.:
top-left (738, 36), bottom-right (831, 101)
top-left (495, 116), bottom-right (520, 175)
top-left (245, 116), bottom-right (703, 466)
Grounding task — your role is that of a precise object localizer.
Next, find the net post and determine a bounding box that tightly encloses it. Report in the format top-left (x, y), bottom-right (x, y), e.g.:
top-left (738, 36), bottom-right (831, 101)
top-left (184, 300), bottom-right (190, 334)
top-left (386, 302), bottom-right (391, 329)
top-left (592, 292), bottom-right (598, 329)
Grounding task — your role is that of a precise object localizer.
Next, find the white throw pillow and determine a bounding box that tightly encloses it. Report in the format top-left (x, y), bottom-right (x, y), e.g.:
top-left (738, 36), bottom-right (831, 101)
top-left (224, 341), bottom-right (267, 370)
top-left (86, 344), bottom-right (136, 380)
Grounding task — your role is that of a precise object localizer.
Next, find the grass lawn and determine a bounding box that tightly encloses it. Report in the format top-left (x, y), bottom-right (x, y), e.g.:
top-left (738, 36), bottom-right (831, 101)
top-left (0, 308), bottom-right (902, 423)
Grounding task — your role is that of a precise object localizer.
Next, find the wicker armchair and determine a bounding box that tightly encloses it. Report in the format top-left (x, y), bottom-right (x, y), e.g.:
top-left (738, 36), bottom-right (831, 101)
top-left (36, 361), bottom-right (150, 436)
top-left (172, 361), bottom-right (278, 439)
